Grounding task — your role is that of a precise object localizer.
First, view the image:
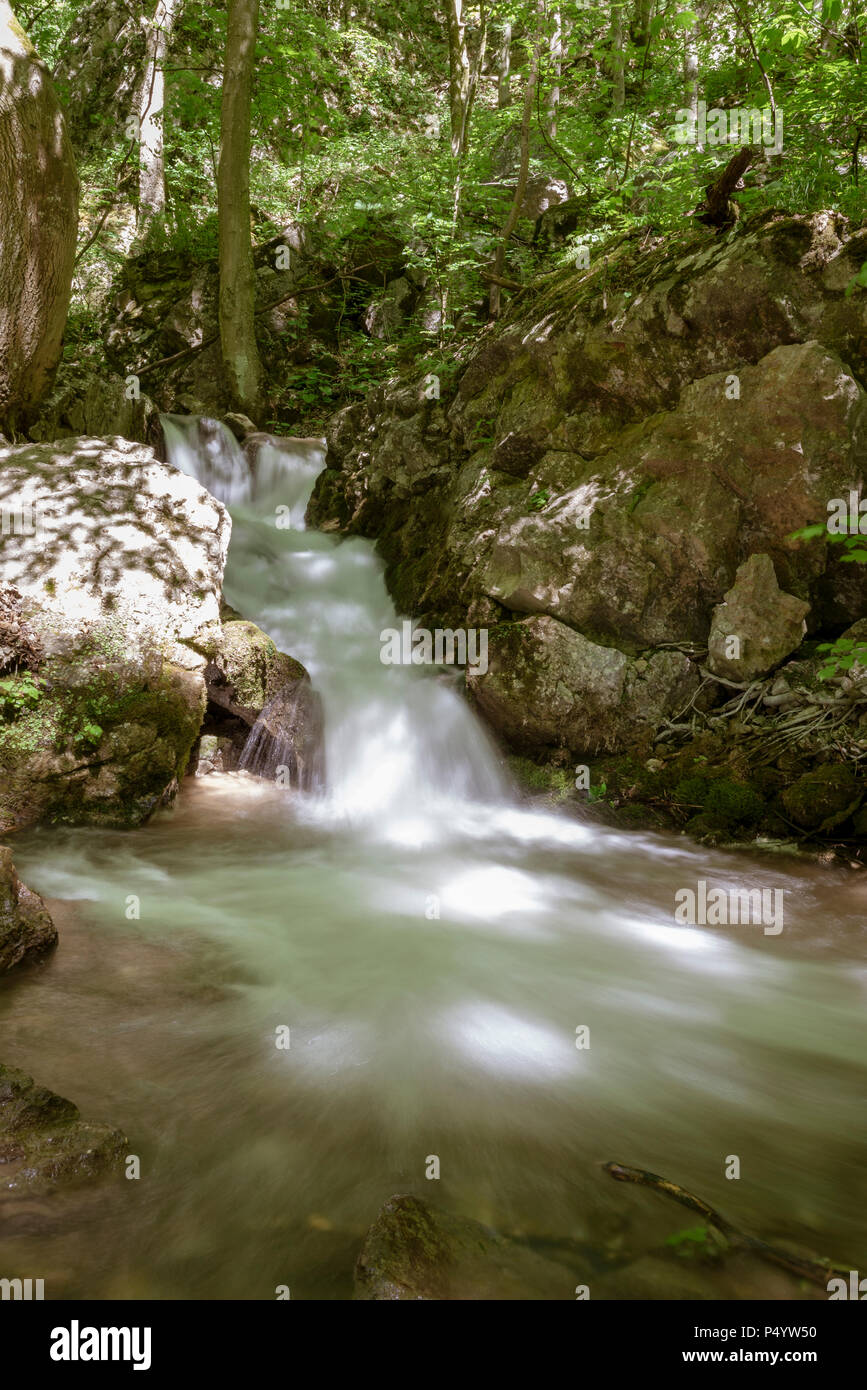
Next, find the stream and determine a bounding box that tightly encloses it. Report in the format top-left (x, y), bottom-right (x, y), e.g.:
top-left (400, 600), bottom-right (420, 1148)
top-left (0, 421), bottom-right (865, 1300)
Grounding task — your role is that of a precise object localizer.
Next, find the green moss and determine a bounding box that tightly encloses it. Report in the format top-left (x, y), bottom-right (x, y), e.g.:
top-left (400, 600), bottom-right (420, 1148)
top-left (508, 755), bottom-right (573, 800)
top-left (703, 780), bottom-right (765, 827)
top-left (673, 774), bottom-right (710, 806)
top-left (781, 765), bottom-right (862, 832)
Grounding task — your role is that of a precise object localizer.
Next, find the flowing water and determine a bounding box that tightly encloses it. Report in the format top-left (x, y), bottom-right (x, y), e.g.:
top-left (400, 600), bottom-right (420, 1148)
top-left (1, 421), bottom-right (865, 1300)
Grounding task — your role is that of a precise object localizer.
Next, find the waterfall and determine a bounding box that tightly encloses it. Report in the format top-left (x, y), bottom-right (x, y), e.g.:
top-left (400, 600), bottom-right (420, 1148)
top-left (161, 414), bottom-right (510, 829)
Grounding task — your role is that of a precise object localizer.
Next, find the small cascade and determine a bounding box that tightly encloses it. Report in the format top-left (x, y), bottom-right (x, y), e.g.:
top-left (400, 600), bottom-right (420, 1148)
top-left (161, 414), bottom-right (511, 830)
top-left (161, 414), bottom-right (252, 506)
top-left (239, 682), bottom-right (325, 788)
top-left (252, 438), bottom-right (324, 524)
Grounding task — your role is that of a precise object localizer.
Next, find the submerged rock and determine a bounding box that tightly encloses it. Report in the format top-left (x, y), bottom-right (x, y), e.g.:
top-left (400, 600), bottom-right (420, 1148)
top-left (0, 436), bottom-right (229, 831)
top-left (0, 847), bottom-right (57, 972)
top-left (0, 1064), bottom-right (127, 1190)
top-left (354, 1194), bottom-right (580, 1300)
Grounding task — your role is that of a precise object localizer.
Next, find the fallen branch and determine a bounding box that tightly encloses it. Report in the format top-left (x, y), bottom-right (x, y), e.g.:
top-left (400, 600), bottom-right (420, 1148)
top-left (480, 270), bottom-right (525, 292)
top-left (604, 1161), bottom-right (848, 1288)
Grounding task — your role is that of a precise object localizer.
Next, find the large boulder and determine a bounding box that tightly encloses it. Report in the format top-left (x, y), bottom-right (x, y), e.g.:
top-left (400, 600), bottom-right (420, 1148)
top-left (0, 847), bottom-right (57, 973)
top-left (0, 436), bottom-right (230, 831)
top-left (0, 1064), bottom-right (126, 1190)
top-left (354, 1195), bottom-right (580, 1300)
top-left (467, 616), bottom-right (699, 756)
top-left (311, 212), bottom-right (867, 758)
top-left (707, 553), bottom-right (810, 683)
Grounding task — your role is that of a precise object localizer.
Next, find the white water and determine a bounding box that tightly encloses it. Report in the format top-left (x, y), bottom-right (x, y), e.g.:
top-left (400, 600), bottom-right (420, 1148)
top-left (1, 419), bottom-right (864, 1300)
top-left (161, 413), bottom-right (509, 830)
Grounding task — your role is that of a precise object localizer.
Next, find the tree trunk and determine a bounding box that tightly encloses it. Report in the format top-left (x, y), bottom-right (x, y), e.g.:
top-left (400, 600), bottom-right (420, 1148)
top-left (0, 2), bottom-right (78, 435)
top-left (138, 0), bottom-right (179, 237)
top-left (447, 0), bottom-right (472, 157)
top-left (683, 3), bottom-right (699, 142)
top-left (497, 20), bottom-right (510, 108)
top-left (218, 0), bottom-right (265, 421)
top-left (630, 0), bottom-right (652, 47)
top-left (609, 2), bottom-right (626, 111)
top-left (546, 8), bottom-right (562, 138)
top-left (489, 8), bottom-right (541, 319)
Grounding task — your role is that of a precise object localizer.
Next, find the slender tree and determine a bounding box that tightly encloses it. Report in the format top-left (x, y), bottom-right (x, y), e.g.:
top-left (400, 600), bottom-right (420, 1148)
top-left (489, 4), bottom-right (541, 318)
top-left (218, 0), bottom-right (265, 420)
top-left (0, 0), bottom-right (78, 434)
top-left (497, 19), bottom-right (511, 108)
top-left (138, 0), bottom-right (180, 237)
top-left (546, 7), bottom-right (563, 138)
top-left (609, 1), bottom-right (626, 111)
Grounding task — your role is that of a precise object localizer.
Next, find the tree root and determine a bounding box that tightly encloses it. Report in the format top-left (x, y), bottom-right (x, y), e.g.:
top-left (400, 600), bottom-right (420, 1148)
top-left (603, 1161), bottom-right (849, 1288)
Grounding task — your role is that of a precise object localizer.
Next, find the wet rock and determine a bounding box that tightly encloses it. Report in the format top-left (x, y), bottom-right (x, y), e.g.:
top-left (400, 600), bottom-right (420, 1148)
top-left (0, 436), bottom-right (229, 831)
top-left (781, 764), bottom-right (863, 831)
top-left (354, 1194), bottom-right (580, 1300)
top-left (205, 620), bottom-right (307, 726)
top-left (707, 554), bottom-right (810, 683)
top-left (239, 681), bottom-right (325, 789)
top-left (0, 1064), bottom-right (126, 1190)
top-left (0, 847), bottom-right (57, 973)
top-left (194, 734), bottom-right (236, 776)
top-left (223, 413), bottom-right (258, 441)
top-left (467, 616), bottom-right (699, 757)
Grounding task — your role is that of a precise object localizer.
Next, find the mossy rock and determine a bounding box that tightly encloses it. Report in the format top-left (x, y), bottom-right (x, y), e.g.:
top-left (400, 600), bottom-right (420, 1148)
top-left (673, 774), bottom-right (710, 807)
top-left (0, 846), bottom-right (57, 973)
top-left (0, 660), bottom-right (206, 832)
top-left (703, 780), bottom-right (765, 827)
top-left (508, 755), bottom-right (574, 799)
top-left (0, 1064), bottom-right (127, 1191)
top-left (354, 1194), bottom-right (584, 1300)
top-left (205, 620), bottom-right (308, 724)
top-left (781, 764), bottom-right (863, 832)
top-left (684, 814), bottom-right (730, 845)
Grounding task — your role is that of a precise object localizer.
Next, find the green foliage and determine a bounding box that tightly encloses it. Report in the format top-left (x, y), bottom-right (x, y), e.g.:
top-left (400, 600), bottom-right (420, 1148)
top-left (42, 0), bottom-right (867, 423)
top-left (0, 673), bottom-right (43, 720)
top-left (816, 638), bottom-right (867, 681)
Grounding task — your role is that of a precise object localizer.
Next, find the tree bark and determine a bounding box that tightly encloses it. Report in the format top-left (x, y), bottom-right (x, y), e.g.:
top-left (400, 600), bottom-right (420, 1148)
top-left (138, 0), bottom-right (179, 237)
top-left (546, 7), bottom-right (562, 138)
top-left (0, 1), bottom-right (78, 434)
top-left (682, 2), bottom-right (699, 142)
top-left (609, 1), bottom-right (626, 111)
top-left (218, 0), bottom-right (265, 421)
top-left (497, 19), bottom-right (510, 108)
top-left (447, 0), bottom-right (472, 157)
top-left (488, 8), bottom-right (541, 319)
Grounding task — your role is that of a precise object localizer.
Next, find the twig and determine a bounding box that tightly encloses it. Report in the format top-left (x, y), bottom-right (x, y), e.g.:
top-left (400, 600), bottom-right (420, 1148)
top-left (604, 1161), bottom-right (849, 1287)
